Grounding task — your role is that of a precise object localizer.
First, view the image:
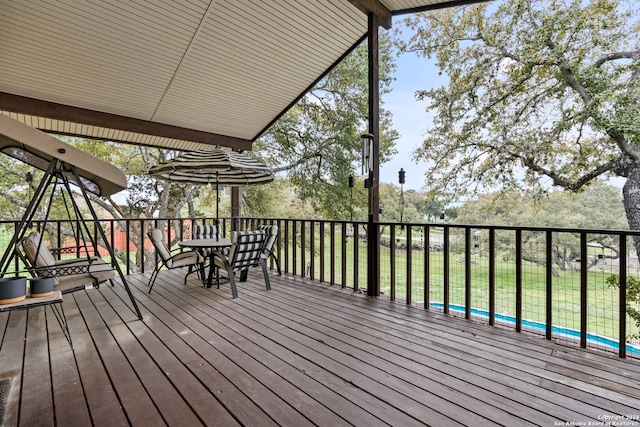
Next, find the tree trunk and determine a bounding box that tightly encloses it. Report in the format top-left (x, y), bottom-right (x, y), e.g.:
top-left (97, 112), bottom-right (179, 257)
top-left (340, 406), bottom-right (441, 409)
top-left (623, 165), bottom-right (640, 259)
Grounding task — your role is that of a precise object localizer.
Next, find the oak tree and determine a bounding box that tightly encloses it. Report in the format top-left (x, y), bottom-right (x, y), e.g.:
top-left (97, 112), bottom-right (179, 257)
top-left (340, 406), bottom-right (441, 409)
top-left (397, 0), bottom-right (640, 246)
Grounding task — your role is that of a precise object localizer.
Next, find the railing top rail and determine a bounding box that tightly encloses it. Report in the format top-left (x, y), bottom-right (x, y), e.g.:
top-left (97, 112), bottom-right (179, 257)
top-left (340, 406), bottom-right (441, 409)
top-left (3, 216), bottom-right (639, 237)
top-left (239, 217), bottom-right (640, 237)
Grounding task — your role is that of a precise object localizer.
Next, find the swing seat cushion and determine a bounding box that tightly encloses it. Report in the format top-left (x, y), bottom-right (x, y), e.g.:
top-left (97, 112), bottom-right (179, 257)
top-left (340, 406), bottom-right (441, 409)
top-left (21, 232), bottom-right (115, 293)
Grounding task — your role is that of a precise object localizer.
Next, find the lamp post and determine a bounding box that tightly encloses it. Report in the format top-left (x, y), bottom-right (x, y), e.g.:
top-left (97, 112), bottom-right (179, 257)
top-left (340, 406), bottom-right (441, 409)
top-left (398, 168), bottom-right (405, 229)
top-left (25, 171), bottom-right (33, 201)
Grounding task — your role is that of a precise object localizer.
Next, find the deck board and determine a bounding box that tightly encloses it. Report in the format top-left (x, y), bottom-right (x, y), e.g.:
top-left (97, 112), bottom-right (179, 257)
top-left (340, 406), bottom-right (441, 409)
top-left (144, 276), bottom-right (437, 427)
top-left (62, 294), bottom-right (129, 427)
top-left (0, 309), bottom-right (26, 427)
top-left (235, 280), bottom-right (591, 422)
top-left (20, 306), bottom-right (53, 426)
top-left (97, 286), bottom-right (239, 427)
top-left (47, 305), bottom-right (93, 427)
top-left (283, 278), bottom-right (640, 411)
top-left (1, 269), bottom-right (639, 426)
top-left (197, 283), bottom-right (534, 425)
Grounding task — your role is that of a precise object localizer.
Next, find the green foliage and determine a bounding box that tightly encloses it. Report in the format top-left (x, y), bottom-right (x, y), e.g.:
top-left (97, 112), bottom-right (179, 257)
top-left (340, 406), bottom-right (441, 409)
top-left (397, 0), bottom-right (640, 205)
top-left (379, 184), bottom-right (423, 223)
top-left (455, 182), bottom-right (627, 272)
top-left (255, 34), bottom-right (399, 219)
top-left (0, 153), bottom-right (40, 222)
top-left (68, 137), bottom-right (167, 217)
top-left (606, 274), bottom-right (640, 340)
top-left (242, 181), bottom-right (316, 219)
top-left (456, 181), bottom-right (627, 229)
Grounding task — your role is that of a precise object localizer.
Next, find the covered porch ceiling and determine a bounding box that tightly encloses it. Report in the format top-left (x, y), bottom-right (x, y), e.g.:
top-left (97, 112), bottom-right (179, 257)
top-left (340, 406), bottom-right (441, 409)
top-left (0, 0), bottom-right (480, 152)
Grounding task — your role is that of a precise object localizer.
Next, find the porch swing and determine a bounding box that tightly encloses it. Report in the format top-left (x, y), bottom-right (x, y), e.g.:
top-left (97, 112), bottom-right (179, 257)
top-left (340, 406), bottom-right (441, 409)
top-left (0, 115), bottom-right (142, 320)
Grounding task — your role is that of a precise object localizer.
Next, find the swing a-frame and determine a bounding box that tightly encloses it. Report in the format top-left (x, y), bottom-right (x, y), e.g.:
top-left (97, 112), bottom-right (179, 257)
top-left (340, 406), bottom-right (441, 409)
top-left (0, 115), bottom-right (141, 320)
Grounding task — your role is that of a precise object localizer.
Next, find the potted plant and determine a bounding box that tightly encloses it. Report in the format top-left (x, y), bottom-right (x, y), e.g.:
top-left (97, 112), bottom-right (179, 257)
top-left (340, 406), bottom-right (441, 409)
top-left (0, 276), bottom-right (27, 304)
top-left (30, 276), bottom-right (55, 297)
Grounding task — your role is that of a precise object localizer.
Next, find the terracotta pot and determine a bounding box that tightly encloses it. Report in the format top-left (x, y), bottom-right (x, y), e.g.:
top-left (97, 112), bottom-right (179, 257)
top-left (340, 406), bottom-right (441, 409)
top-left (30, 276), bottom-right (55, 298)
top-left (0, 276), bottom-right (27, 304)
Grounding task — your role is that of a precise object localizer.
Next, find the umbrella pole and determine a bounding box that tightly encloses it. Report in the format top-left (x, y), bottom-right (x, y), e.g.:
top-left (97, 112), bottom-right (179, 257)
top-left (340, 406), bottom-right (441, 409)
top-left (216, 172), bottom-right (219, 241)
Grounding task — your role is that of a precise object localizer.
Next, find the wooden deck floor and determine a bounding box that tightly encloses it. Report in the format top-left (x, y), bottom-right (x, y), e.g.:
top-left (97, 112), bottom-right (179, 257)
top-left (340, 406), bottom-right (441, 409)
top-left (1, 269), bottom-right (639, 426)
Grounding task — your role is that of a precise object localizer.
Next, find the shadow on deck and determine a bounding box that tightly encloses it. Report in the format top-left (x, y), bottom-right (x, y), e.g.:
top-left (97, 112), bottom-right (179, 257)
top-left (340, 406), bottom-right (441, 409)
top-left (1, 269), bottom-right (639, 426)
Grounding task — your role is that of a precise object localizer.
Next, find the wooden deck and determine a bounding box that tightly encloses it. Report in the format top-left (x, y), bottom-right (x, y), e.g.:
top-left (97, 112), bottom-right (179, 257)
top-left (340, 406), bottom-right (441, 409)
top-left (1, 269), bottom-right (639, 427)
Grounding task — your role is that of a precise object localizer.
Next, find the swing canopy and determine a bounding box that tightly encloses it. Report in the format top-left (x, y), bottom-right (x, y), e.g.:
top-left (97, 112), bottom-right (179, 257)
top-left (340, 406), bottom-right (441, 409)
top-left (0, 114), bottom-right (126, 197)
top-left (0, 115), bottom-right (141, 319)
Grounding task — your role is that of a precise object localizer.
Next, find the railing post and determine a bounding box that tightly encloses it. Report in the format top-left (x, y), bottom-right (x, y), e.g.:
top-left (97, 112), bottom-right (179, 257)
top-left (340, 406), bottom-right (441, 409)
top-left (390, 224), bottom-right (396, 301)
top-left (406, 225), bottom-right (412, 305)
top-left (515, 229), bottom-right (522, 333)
top-left (109, 219), bottom-right (115, 268)
top-left (125, 219), bottom-right (131, 275)
top-left (353, 223), bottom-right (359, 291)
top-left (330, 221), bottom-right (336, 286)
top-left (167, 220), bottom-right (172, 249)
top-left (292, 220), bottom-right (298, 276)
top-left (619, 234), bottom-right (627, 358)
top-left (93, 222), bottom-right (98, 256)
top-left (580, 232), bottom-right (588, 348)
top-left (424, 225), bottom-right (430, 310)
top-left (341, 222), bottom-right (347, 288)
top-left (14, 221), bottom-right (20, 272)
top-left (153, 219), bottom-right (158, 266)
top-left (489, 228), bottom-right (495, 325)
top-left (139, 219), bottom-right (145, 274)
top-left (301, 220), bottom-right (306, 278)
top-left (284, 220), bottom-right (290, 275)
top-left (276, 219), bottom-right (282, 274)
top-left (56, 221), bottom-right (62, 259)
top-left (310, 220), bottom-right (315, 281)
top-left (443, 226), bottom-right (450, 314)
top-left (320, 221), bottom-right (325, 283)
top-left (465, 227), bottom-right (471, 319)
top-left (546, 230), bottom-right (553, 340)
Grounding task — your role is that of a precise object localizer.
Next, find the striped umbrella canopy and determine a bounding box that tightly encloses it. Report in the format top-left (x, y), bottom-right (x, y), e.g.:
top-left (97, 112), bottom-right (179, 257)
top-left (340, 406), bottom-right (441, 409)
top-left (148, 148), bottom-right (274, 186)
top-left (148, 148), bottom-right (274, 221)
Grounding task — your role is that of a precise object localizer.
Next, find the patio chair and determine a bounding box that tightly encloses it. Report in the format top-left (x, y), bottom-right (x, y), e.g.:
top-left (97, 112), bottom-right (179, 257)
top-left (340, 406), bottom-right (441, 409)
top-left (194, 223), bottom-right (220, 238)
top-left (259, 224), bottom-right (281, 275)
top-left (193, 224), bottom-right (222, 256)
top-left (147, 228), bottom-right (204, 293)
top-left (18, 231), bottom-right (116, 294)
top-left (212, 230), bottom-right (269, 299)
top-left (239, 224), bottom-right (281, 282)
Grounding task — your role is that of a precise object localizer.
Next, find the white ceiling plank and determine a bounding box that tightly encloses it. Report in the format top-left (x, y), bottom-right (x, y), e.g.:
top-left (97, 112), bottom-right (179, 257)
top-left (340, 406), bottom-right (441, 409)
top-left (0, 0), bottom-right (470, 149)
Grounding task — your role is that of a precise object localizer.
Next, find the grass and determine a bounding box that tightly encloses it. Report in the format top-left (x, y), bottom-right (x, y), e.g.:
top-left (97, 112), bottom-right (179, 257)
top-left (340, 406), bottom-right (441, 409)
top-left (280, 234), bottom-right (640, 346)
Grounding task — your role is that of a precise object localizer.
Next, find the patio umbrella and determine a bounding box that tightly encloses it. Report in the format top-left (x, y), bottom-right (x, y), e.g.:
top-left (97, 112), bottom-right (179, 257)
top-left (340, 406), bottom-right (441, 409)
top-left (148, 148), bottom-right (274, 228)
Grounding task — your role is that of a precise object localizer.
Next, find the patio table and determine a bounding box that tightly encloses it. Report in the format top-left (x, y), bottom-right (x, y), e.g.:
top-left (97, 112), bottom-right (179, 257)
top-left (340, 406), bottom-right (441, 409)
top-left (0, 290), bottom-right (71, 346)
top-left (179, 238), bottom-right (232, 288)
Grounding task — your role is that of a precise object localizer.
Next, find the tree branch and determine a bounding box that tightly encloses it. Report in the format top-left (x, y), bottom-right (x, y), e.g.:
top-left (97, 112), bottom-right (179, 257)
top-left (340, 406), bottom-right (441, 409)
top-left (594, 50), bottom-right (640, 68)
top-left (0, 189), bottom-right (25, 207)
top-left (540, 30), bottom-right (598, 107)
top-left (520, 155), bottom-right (621, 190)
top-left (272, 137), bottom-right (337, 173)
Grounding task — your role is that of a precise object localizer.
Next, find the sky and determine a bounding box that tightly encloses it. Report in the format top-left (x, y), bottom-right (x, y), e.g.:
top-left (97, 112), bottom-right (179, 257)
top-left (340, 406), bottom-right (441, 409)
top-left (378, 17), bottom-right (629, 194)
top-left (378, 25), bottom-right (443, 192)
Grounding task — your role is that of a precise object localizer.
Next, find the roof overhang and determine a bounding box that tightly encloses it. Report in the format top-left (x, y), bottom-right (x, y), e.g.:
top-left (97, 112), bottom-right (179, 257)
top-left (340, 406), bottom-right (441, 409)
top-left (0, 0), bottom-right (487, 152)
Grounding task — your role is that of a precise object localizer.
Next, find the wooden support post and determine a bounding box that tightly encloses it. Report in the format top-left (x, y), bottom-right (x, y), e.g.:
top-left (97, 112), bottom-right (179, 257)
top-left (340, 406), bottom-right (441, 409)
top-left (366, 12), bottom-right (381, 297)
top-left (231, 187), bottom-right (240, 232)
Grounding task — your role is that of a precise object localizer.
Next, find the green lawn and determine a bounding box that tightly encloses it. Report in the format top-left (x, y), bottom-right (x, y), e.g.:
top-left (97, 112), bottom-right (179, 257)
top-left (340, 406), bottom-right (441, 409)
top-left (281, 234), bottom-right (640, 345)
